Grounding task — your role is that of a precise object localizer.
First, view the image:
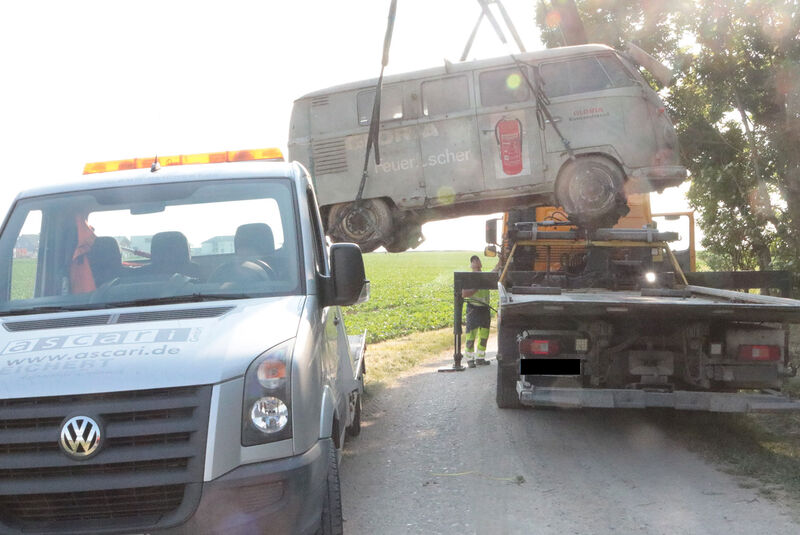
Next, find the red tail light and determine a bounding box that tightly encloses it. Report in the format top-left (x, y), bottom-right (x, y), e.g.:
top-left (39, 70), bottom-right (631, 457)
top-left (519, 339), bottom-right (560, 356)
top-left (738, 345), bottom-right (781, 361)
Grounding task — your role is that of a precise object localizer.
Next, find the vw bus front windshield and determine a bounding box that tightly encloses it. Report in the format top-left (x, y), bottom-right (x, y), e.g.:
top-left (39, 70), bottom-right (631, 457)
top-left (0, 178), bottom-right (303, 315)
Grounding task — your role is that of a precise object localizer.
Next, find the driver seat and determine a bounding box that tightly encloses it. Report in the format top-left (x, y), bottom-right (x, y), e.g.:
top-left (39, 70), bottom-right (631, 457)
top-left (234, 223), bottom-right (275, 259)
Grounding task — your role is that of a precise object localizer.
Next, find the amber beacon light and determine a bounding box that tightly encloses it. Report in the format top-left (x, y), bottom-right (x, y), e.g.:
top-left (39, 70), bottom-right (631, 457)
top-left (83, 148), bottom-right (284, 174)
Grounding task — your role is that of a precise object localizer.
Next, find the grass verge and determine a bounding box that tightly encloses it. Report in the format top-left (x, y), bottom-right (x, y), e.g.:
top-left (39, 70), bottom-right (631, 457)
top-left (363, 328), bottom-right (452, 396)
top-left (659, 410), bottom-right (800, 505)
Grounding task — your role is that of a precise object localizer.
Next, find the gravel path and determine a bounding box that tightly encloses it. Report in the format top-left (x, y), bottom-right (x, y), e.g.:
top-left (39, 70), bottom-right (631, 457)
top-left (340, 345), bottom-right (799, 534)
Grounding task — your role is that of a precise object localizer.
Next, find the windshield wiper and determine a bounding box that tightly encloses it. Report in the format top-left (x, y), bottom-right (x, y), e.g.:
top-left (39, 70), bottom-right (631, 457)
top-left (98, 293), bottom-right (252, 309)
top-left (1, 304), bottom-right (99, 317)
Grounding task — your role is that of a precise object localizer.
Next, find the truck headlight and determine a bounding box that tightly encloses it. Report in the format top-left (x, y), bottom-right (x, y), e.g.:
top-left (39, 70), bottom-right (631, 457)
top-left (250, 396), bottom-right (289, 433)
top-left (242, 340), bottom-right (293, 446)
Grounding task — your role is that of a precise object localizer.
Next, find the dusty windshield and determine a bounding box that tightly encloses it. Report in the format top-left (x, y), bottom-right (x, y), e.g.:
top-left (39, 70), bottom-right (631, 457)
top-left (0, 178), bottom-right (301, 314)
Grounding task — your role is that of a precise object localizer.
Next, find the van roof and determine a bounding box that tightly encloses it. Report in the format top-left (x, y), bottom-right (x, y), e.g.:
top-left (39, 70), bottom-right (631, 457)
top-left (15, 161), bottom-right (299, 200)
top-left (298, 44), bottom-right (616, 100)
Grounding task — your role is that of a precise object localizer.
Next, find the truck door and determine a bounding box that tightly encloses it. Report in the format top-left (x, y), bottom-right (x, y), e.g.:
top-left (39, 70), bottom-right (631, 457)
top-left (475, 65), bottom-right (545, 193)
top-left (415, 75), bottom-right (484, 204)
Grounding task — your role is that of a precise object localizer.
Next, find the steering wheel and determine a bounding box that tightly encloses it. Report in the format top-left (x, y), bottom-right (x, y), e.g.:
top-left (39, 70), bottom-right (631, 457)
top-left (209, 258), bottom-right (275, 284)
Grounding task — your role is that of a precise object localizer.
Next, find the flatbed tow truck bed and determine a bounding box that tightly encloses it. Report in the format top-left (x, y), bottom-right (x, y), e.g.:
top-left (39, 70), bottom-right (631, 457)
top-left (502, 285), bottom-right (800, 411)
top-left (499, 285), bottom-right (800, 324)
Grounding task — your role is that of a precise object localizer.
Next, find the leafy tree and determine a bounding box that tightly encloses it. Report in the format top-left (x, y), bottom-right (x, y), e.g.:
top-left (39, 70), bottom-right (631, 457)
top-left (535, 0), bottom-right (800, 273)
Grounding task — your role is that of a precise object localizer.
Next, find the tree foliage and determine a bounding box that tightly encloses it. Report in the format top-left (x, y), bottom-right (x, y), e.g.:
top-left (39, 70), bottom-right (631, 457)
top-left (536, 0), bottom-right (800, 272)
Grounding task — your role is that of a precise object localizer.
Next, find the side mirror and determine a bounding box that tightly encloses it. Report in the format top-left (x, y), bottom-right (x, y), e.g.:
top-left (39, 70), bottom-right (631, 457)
top-left (485, 219), bottom-right (499, 245)
top-left (328, 243), bottom-right (367, 306)
top-left (484, 245), bottom-right (497, 258)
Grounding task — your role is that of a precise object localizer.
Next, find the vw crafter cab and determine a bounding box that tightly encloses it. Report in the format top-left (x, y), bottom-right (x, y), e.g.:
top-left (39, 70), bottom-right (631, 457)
top-left (0, 148), bottom-right (367, 535)
top-left (289, 44), bottom-right (686, 252)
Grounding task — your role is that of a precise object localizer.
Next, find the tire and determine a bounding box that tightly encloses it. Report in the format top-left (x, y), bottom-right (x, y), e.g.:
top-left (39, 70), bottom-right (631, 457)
top-left (327, 199), bottom-right (394, 252)
top-left (496, 361), bottom-right (522, 409)
top-left (319, 440), bottom-right (344, 535)
top-left (554, 156), bottom-right (629, 228)
top-left (346, 394), bottom-right (362, 438)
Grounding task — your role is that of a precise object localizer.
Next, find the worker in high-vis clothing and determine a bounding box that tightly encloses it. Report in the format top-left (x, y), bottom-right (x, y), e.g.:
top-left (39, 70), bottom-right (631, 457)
top-left (462, 255), bottom-right (491, 368)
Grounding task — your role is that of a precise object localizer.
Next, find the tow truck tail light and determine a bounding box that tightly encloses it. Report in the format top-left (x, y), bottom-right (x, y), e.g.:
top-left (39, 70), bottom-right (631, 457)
top-left (519, 339), bottom-right (560, 356)
top-left (738, 345), bottom-right (781, 362)
top-left (83, 147), bottom-right (284, 174)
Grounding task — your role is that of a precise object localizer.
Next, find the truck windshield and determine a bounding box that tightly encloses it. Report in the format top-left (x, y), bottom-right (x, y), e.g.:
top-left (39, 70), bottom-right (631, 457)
top-left (0, 178), bottom-right (302, 315)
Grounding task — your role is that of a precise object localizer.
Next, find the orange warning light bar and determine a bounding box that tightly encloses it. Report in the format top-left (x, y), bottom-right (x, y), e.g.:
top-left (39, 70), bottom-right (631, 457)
top-left (83, 148), bottom-right (284, 174)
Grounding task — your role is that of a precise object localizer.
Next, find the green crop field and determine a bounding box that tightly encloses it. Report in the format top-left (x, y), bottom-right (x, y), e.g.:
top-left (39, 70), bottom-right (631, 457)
top-left (7, 252), bottom-right (496, 345)
top-left (10, 258), bottom-right (37, 300)
top-left (343, 251), bottom-right (497, 344)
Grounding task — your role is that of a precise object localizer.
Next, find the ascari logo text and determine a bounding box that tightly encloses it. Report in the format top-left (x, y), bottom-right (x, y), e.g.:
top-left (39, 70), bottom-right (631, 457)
top-left (1, 328), bottom-right (198, 355)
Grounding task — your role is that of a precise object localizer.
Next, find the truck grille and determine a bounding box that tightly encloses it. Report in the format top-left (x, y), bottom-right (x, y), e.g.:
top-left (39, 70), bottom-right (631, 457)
top-left (1, 484), bottom-right (185, 523)
top-left (0, 386), bottom-right (211, 533)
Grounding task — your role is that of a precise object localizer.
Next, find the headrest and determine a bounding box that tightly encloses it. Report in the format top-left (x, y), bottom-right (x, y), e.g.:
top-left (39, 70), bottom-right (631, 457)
top-left (235, 223), bottom-right (275, 257)
top-left (150, 231), bottom-right (191, 265)
top-left (88, 237), bottom-right (122, 266)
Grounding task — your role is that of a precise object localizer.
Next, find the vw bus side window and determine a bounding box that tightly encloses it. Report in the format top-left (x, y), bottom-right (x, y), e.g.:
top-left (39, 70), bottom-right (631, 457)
top-left (597, 55), bottom-right (639, 87)
top-left (357, 84), bottom-right (404, 125)
top-left (540, 55), bottom-right (636, 99)
top-left (422, 76), bottom-right (470, 117)
top-left (479, 67), bottom-right (530, 107)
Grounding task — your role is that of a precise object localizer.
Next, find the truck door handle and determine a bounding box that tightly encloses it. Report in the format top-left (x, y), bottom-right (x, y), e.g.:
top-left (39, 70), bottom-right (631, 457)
top-left (545, 116), bottom-right (562, 124)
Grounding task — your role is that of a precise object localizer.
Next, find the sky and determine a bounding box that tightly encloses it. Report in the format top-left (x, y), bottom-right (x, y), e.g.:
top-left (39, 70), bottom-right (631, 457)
top-left (0, 0), bottom-right (691, 252)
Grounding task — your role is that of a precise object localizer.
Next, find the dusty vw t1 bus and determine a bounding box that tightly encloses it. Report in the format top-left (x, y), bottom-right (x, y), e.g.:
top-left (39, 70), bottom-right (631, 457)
top-left (289, 44), bottom-right (686, 251)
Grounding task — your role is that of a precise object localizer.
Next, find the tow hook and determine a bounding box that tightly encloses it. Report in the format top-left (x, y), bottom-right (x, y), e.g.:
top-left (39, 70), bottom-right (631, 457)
top-left (779, 364), bottom-right (797, 378)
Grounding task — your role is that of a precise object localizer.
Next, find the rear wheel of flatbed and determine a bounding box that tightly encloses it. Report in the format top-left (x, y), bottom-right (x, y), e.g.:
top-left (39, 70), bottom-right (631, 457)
top-left (496, 362), bottom-right (522, 409)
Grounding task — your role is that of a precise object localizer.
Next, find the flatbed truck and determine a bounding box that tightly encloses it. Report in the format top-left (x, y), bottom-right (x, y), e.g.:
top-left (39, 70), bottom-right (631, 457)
top-left (452, 201), bottom-right (800, 412)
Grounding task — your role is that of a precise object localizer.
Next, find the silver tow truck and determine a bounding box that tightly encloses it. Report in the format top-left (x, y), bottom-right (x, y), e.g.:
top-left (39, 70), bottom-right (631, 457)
top-left (0, 148), bottom-right (366, 535)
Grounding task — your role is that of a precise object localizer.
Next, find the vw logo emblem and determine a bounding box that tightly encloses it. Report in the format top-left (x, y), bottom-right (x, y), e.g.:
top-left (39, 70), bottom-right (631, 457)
top-left (59, 416), bottom-right (102, 459)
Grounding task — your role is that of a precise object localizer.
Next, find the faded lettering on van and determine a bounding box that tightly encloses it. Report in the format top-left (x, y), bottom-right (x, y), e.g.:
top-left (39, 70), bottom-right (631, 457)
top-left (569, 106), bottom-right (610, 121)
top-left (375, 149), bottom-right (471, 174)
top-left (0, 328), bottom-right (198, 355)
top-left (345, 126), bottom-right (427, 152)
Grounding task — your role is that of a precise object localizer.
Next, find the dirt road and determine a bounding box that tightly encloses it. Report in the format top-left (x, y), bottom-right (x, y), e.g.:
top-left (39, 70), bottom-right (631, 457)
top-left (340, 346), bottom-right (799, 534)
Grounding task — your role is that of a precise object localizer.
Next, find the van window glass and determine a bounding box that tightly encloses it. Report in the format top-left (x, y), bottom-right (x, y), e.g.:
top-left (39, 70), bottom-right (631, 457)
top-left (357, 84), bottom-right (404, 125)
top-left (597, 55), bottom-right (638, 87)
top-left (479, 67), bottom-right (530, 107)
top-left (0, 180), bottom-right (303, 314)
top-left (422, 76), bottom-right (470, 116)
top-left (10, 210), bottom-right (42, 300)
top-left (540, 56), bottom-right (634, 98)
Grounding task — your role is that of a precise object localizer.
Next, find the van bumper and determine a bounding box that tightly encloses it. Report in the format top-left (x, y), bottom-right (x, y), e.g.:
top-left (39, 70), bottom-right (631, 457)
top-left (162, 439), bottom-right (330, 535)
top-left (627, 165), bottom-right (687, 193)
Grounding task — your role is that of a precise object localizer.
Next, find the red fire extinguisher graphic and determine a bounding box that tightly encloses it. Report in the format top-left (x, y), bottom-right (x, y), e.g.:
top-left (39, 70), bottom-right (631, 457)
top-left (495, 117), bottom-right (523, 176)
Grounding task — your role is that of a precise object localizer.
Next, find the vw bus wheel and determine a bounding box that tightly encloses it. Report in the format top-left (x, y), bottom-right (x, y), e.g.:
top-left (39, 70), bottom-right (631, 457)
top-left (328, 199), bottom-right (393, 252)
top-left (555, 156), bottom-right (628, 228)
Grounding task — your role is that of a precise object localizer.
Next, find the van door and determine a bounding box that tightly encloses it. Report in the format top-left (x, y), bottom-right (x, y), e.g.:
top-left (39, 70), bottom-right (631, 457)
top-left (415, 75), bottom-right (483, 204)
top-left (475, 65), bottom-right (546, 193)
top-left (538, 54), bottom-right (653, 169)
top-left (352, 83), bottom-right (427, 208)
